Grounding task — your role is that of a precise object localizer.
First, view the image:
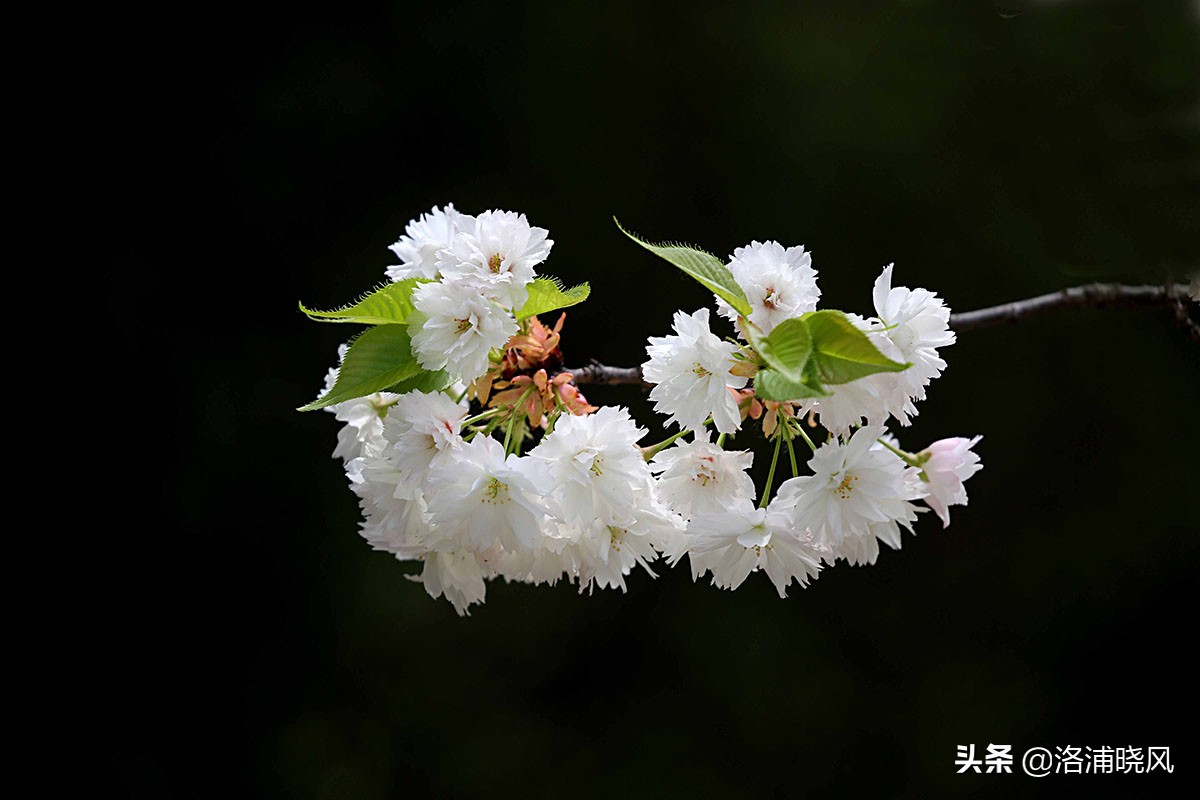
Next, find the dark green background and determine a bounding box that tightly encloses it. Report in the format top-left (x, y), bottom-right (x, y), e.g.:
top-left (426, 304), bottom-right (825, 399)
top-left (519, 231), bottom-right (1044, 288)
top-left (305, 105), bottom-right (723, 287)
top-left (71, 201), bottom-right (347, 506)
top-left (94, 0), bottom-right (1198, 797)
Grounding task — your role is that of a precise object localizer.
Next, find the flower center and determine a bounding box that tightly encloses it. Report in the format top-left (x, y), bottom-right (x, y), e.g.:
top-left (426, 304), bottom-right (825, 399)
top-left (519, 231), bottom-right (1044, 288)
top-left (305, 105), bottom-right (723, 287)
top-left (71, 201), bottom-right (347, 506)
top-left (488, 253), bottom-right (504, 273)
top-left (692, 362), bottom-right (711, 377)
top-left (589, 455), bottom-right (605, 477)
top-left (834, 472), bottom-right (858, 499)
top-left (607, 526), bottom-right (624, 552)
top-left (763, 287), bottom-right (780, 309)
top-left (482, 477), bottom-right (510, 505)
top-left (693, 458), bottom-right (717, 486)
top-left (455, 318), bottom-right (472, 333)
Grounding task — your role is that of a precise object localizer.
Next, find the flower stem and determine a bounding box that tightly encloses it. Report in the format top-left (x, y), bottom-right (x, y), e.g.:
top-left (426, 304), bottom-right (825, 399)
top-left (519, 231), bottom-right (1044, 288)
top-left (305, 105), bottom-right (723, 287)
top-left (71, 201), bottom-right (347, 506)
top-left (786, 430), bottom-right (799, 477)
top-left (641, 428), bottom-right (691, 461)
top-left (791, 417), bottom-right (818, 452)
top-left (546, 394), bottom-right (566, 435)
top-left (503, 386), bottom-right (536, 455)
top-left (759, 432), bottom-right (784, 509)
top-left (876, 437), bottom-right (925, 468)
top-left (462, 407), bottom-right (503, 427)
top-left (716, 433), bottom-right (726, 449)
top-left (545, 409), bottom-right (562, 435)
top-left (502, 413), bottom-right (518, 454)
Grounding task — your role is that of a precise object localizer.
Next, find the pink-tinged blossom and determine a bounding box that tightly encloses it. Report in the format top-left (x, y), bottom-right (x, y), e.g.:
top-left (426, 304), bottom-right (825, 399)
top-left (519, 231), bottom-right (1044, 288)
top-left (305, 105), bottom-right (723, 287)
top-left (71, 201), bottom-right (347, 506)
top-left (643, 307), bottom-right (747, 434)
top-left (918, 436), bottom-right (983, 527)
top-left (648, 436), bottom-right (755, 519)
top-left (381, 389), bottom-right (467, 477)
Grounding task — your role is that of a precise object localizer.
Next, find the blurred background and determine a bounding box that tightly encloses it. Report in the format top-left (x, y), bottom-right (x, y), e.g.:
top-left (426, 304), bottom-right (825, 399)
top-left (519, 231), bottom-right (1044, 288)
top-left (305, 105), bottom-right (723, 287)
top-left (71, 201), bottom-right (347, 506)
top-left (91, 0), bottom-right (1198, 797)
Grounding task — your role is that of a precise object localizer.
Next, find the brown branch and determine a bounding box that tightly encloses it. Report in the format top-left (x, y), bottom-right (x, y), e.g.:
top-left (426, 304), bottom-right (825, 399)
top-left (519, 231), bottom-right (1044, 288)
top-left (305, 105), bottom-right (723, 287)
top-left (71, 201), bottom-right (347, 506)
top-left (563, 360), bottom-right (650, 388)
top-left (948, 282), bottom-right (1189, 332)
top-left (565, 282), bottom-right (1195, 386)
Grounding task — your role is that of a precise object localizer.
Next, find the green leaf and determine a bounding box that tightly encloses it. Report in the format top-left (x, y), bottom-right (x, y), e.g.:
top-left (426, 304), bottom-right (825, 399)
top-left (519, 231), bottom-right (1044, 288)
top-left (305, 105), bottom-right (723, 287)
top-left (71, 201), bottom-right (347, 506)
top-left (299, 278), bottom-right (427, 325)
top-left (754, 367), bottom-right (830, 401)
top-left (515, 276), bottom-right (590, 321)
top-left (614, 217), bottom-right (752, 317)
top-left (382, 369), bottom-right (453, 396)
top-left (803, 310), bottom-right (910, 384)
top-left (752, 317), bottom-right (812, 383)
top-left (298, 325), bottom-right (422, 411)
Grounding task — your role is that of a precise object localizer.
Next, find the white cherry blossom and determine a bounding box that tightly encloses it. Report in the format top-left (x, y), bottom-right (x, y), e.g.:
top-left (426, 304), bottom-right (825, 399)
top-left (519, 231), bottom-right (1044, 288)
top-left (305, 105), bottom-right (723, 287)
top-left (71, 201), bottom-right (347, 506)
top-left (348, 454), bottom-right (430, 557)
top-left (387, 203), bottom-right (474, 282)
top-left (423, 436), bottom-right (551, 554)
top-left (409, 279), bottom-right (518, 383)
top-left (717, 240), bottom-right (820, 334)
top-left (529, 406), bottom-right (649, 527)
top-left (438, 209), bottom-right (552, 309)
top-left (381, 389), bottom-right (467, 477)
top-left (643, 307), bottom-right (747, 434)
top-left (686, 501), bottom-right (823, 597)
top-left (774, 426), bottom-right (923, 552)
top-left (415, 550), bottom-right (489, 616)
top-left (870, 264), bottom-right (955, 425)
top-left (649, 435), bottom-right (755, 519)
top-left (320, 344), bottom-right (396, 461)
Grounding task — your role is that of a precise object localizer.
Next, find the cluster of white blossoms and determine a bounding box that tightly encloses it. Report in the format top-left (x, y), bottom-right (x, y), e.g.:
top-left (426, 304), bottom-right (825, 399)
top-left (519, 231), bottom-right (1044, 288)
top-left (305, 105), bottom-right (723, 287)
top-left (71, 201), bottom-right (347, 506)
top-left (388, 204), bottom-right (553, 384)
top-left (339, 393), bottom-right (685, 614)
top-left (316, 206), bottom-right (984, 614)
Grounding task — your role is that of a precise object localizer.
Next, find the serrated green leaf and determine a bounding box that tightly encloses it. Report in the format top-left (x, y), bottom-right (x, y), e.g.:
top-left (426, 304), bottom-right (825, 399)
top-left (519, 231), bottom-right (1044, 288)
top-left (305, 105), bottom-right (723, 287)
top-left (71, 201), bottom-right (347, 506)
top-left (382, 369), bottom-right (453, 396)
top-left (298, 325), bottom-right (422, 411)
top-left (614, 217), bottom-right (752, 317)
top-left (803, 310), bottom-right (910, 384)
top-left (752, 317), bottom-right (812, 383)
top-left (515, 277), bottom-right (590, 321)
top-left (299, 278), bottom-right (427, 325)
top-left (754, 368), bottom-right (830, 401)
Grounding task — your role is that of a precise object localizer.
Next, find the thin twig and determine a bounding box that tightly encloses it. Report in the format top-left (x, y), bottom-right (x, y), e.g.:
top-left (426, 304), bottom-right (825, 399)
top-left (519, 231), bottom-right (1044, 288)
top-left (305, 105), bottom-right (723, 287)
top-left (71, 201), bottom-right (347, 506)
top-left (563, 282), bottom-right (1194, 386)
top-left (948, 282), bottom-right (1189, 331)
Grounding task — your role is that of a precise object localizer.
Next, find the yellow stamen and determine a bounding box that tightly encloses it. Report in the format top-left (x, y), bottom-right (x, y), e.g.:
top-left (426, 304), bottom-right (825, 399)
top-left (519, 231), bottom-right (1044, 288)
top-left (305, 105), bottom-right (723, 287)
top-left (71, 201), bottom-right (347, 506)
top-left (834, 473), bottom-right (858, 499)
top-left (481, 477), bottom-right (509, 505)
